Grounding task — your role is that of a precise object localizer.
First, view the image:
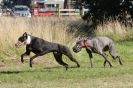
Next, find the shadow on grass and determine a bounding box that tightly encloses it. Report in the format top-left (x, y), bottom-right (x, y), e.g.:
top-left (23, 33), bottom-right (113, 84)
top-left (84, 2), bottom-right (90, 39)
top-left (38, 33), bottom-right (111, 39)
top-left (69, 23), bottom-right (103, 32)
top-left (0, 71), bottom-right (24, 74)
top-left (43, 66), bottom-right (62, 70)
top-left (0, 66), bottom-right (80, 74)
top-left (43, 66), bottom-right (79, 70)
top-left (0, 64), bottom-right (121, 74)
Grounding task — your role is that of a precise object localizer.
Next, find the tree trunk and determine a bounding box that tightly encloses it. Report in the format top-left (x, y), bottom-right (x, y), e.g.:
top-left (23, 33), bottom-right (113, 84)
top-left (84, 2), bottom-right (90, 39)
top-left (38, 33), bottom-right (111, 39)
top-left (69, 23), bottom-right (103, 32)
top-left (64, 0), bottom-right (70, 9)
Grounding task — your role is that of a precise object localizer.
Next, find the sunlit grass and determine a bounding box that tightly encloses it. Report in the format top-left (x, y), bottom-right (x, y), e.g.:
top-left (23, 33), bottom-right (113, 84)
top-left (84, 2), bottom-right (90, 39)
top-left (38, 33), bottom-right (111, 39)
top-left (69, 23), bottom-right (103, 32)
top-left (0, 40), bottom-right (132, 88)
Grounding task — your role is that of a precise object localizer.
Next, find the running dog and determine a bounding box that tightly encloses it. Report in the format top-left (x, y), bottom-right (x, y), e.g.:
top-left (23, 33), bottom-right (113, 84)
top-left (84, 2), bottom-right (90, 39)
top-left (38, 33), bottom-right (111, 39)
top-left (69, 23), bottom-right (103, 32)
top-left (72, 36), bottom-right (123, 67)
top-left (15, 32), bottom-right (80, 70)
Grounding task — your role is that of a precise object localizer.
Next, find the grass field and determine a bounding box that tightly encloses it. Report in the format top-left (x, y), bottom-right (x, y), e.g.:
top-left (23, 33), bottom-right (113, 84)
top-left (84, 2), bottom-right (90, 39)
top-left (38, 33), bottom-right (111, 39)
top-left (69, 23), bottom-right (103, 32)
top-left (0, 40), bottom-right (132, 88)
top-left (0, 17), bottom-right (132, 88)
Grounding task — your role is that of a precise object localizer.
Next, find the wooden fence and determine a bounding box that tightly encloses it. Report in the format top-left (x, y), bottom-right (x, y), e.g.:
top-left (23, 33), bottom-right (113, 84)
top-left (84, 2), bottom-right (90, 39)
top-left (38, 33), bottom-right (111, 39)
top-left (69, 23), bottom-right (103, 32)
top-left (57, 8), bottom-right (89, 16)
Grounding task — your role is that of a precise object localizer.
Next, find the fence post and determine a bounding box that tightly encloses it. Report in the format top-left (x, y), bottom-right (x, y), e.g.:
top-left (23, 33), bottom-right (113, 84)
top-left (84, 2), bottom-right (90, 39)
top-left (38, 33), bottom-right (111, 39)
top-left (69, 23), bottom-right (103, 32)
top-left (57, 4), bottom-right (60, 17)
top-left (80, 6), bottom-right (84, 16)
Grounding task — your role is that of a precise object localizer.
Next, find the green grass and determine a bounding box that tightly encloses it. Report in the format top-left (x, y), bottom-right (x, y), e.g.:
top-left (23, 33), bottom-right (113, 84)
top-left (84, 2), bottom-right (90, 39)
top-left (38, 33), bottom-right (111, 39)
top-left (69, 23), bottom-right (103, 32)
top-left (0, 41), bottom-right (133, 88)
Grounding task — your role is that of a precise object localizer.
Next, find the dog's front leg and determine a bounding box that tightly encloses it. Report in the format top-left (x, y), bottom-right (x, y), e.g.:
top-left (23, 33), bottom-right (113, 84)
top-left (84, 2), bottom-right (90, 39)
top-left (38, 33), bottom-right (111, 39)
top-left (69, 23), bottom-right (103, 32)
top-left (29, 51), bottom-right (48, 67)
top-left (21, 53), bottom-right (25, 63)
top-left (30, 54), bottom-right (39, 67)
top-left (100, 53), bottom-right (112, 67)
top-left (86, 49), bottom-right (93, 67)
top-left (21, 53), bottom-right (28, 63)
top-left (21, 51), bottom-right (30, 63)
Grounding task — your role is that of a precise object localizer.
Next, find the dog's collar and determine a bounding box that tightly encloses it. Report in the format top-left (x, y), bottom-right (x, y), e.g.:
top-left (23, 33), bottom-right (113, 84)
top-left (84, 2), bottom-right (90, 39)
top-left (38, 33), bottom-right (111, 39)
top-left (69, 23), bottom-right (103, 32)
top-left (82, 40), bottom-right (89, 48)
top-left (25, 35), bottom-right (31, 45)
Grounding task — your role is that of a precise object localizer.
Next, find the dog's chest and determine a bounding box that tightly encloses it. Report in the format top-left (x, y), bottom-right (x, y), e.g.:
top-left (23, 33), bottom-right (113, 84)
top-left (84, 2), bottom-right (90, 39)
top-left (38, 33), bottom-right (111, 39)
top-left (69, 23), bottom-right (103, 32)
top-left (27, 45), bottom-right (35, 51)
top-left (27, 46), bottom-right (43, 54)
top-left (28, 46), bottom-right (32, 50)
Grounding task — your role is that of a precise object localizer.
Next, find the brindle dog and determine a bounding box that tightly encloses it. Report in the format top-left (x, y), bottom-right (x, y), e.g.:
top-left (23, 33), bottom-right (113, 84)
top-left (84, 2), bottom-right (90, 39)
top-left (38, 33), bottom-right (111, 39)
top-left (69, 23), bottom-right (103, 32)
top-left (72, 36), bottom-right (123, 67)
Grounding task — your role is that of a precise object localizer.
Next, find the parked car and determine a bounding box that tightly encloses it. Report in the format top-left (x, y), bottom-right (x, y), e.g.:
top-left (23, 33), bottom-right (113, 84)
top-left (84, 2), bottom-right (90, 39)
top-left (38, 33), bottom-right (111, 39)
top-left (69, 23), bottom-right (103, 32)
top-left (12, 5), bottom-right (31, 17)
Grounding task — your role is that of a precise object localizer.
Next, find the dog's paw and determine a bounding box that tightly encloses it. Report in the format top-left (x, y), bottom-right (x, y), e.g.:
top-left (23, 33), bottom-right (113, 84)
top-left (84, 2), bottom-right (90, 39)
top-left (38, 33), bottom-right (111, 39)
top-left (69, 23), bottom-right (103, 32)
top-left (30, 63), bottom-right (32, 67)
top-left (77, 64), bottom-right (80, 68)
top-left (21, 60), bottom-right (24, 63)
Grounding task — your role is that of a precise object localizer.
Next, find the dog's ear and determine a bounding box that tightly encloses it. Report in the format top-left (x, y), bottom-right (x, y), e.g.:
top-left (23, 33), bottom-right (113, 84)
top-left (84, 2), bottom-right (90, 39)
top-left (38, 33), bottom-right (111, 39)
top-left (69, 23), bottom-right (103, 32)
top-left (23, 32), bottom-right (28, 37)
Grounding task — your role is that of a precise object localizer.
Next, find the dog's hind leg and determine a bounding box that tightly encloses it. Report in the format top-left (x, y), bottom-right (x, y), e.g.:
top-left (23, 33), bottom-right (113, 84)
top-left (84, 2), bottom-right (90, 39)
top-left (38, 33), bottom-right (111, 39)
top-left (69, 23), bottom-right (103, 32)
top-left (63, 51), bottom-right (80, 68)
top-left (104, 60), bottom-right (107, 67)
top-left (53, 52), bottom-right (69, 70)
top-left (109, 44), bottom-right (123, 65)
top-left (110, 54), bottom-right (123, 65)
top-left (117, 56), bottom-right (123, 65)
top-left (60, 46), bottom-right (80, 68)
top-left (67, 55), bottom-right (80, 68)
top-left (100, 53), bottom-right (112, 67)
top-left (109, 52), bottom-right (123, 65)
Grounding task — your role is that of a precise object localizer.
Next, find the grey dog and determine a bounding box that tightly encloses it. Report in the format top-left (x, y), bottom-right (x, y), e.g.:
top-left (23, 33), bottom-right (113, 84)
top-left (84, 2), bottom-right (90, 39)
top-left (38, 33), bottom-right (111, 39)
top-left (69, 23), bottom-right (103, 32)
top-left (73, 36), bottom-right (123, 67)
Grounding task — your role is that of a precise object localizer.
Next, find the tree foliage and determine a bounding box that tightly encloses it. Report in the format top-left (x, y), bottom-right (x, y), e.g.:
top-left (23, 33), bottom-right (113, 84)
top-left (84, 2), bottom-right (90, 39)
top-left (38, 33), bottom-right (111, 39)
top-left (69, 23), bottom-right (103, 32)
top-left (77, 0), bottom-right (133, 25)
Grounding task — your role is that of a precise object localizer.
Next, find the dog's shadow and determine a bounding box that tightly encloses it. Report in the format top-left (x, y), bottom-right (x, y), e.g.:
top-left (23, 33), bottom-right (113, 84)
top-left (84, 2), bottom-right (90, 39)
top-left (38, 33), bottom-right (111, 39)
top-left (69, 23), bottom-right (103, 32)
top-left (43, 66), bottom-right (78, 70)
top-left (0, 71), bottom-right (24, 74)
top-left (0, 65), bottom-right (118, 74)
top-left (0, 66), bottom-right (79, 74)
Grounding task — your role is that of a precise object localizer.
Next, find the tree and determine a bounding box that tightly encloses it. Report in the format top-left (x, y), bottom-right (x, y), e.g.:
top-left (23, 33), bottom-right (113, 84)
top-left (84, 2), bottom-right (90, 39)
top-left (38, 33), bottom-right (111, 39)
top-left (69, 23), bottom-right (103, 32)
top-left (77, 0), bottom-right (133, 25)
top-left (64, 0), bottom-right (71, 9)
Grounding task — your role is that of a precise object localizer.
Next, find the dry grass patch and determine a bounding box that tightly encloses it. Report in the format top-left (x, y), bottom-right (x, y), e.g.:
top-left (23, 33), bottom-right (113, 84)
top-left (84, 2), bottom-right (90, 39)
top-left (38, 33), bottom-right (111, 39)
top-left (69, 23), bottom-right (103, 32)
top-left (95, 20), bottom-right (133, 41)
top-left (0, 17), bottom-right (80, 59)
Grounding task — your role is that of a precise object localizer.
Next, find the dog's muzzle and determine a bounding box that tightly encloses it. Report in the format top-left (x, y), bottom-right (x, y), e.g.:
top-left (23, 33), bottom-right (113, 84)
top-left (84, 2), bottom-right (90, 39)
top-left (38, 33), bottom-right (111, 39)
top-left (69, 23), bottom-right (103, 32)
top-left (73, 49), bottom-right (77, 52)
top-left (73, 47), bottom-right (80, 53)
top-left (15, 41), bottom-right (25, 48)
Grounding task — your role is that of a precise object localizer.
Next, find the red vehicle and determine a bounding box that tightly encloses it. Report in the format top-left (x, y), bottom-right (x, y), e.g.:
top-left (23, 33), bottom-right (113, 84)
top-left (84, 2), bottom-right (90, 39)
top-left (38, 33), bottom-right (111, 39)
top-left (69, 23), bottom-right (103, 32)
top-left (32, 0), bottom-right (61, 16)
top-left (32, 7), bottom-right (56, 16)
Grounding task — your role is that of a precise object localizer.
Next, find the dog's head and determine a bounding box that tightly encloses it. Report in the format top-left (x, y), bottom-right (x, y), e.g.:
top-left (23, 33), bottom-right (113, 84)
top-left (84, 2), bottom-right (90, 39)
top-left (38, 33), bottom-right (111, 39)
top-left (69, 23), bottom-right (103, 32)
top-left (72, 40), bottom-right (83, 53)
top-left (15, 32), bottom-right (31, 48)
top-left (72, 37), bottom-right (85, 53)
top-left (72, 37), bottom-right (89, 53)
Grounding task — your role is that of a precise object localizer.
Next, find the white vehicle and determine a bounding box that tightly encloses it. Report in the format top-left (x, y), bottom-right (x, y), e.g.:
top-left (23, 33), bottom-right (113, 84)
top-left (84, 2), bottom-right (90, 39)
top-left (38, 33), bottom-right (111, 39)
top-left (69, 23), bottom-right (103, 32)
top-left (12, 5), bottom-right (31, 17)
